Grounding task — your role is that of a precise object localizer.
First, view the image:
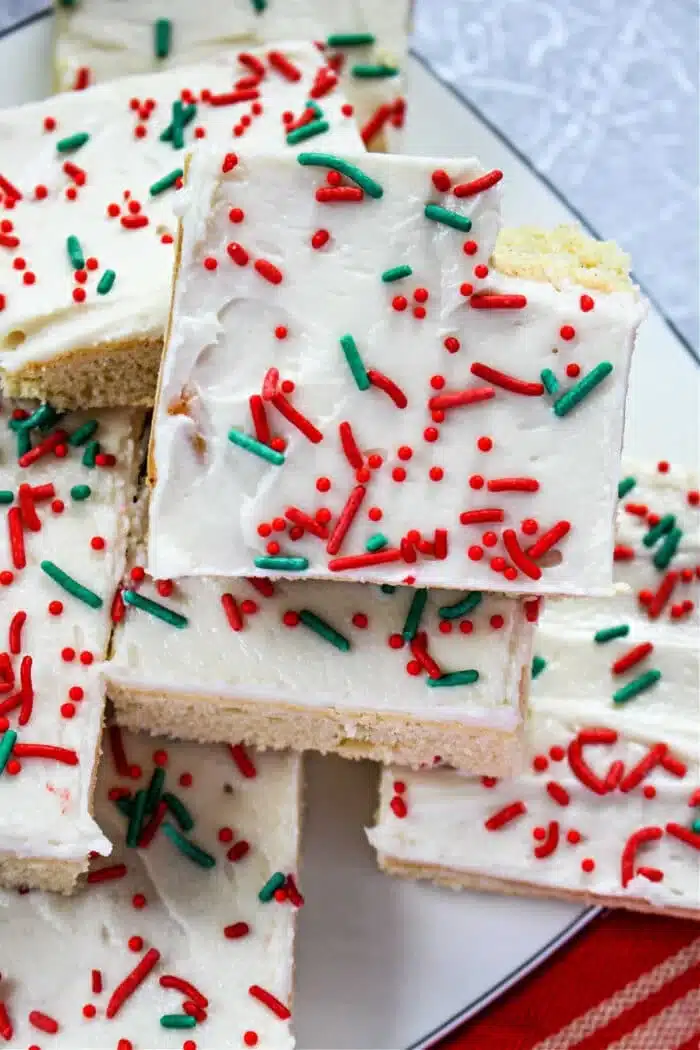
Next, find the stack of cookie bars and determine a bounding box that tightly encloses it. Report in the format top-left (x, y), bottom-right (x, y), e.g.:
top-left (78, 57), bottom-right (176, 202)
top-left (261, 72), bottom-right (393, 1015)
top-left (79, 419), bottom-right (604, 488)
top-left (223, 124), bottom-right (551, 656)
top-left (0, 2), bottom-right (697, 1047)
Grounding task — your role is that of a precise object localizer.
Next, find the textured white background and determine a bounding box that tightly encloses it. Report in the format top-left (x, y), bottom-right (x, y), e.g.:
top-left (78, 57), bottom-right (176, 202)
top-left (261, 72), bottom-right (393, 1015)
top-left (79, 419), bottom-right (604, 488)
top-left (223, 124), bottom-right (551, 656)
top-left (1, 0), bottom-right (698, 351)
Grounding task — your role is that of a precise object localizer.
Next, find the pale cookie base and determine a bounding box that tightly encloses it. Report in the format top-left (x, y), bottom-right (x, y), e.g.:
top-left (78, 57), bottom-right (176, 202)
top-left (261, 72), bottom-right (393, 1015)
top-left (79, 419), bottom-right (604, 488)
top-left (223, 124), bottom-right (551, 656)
top-left (108, 683), bottom-right (522, 775)
top-left (2, 337), bottom-right (163, 410)
top-left (492, 224), bottom-right (634, 294)
top-left (0, 852), bottom-right (83, 894)
top-left (377, 855), bottom-right (700, 923)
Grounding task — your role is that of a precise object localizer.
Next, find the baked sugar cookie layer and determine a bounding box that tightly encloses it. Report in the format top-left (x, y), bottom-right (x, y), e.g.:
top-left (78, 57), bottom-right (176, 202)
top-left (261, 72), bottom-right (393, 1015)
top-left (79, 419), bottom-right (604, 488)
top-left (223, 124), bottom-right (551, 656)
top-left (0, 402), bottom-right (141, 893)
top-left (0, 44), bottom-right (361, 409)
top-left (148, 140), bottom-right (644, 598)
top-left (109, 498), bottom-right (533, 773)
top-left (369, 460), bottom-right (700, 918)
top-left (0, 729), bottom-right (300, 1049)
top-left (55, 0), bottom-right (409, 150)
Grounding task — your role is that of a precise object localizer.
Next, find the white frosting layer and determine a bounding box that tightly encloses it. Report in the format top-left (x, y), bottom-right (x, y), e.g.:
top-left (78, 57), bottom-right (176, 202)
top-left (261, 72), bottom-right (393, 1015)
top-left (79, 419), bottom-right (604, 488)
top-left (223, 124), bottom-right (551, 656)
top-left (149, 148), bottom-right (645, 596)
top-left (0, 730), bottom-right (300, 1048)
top-left (0, 45), bottom-right (361, 377)
top-left (110, 499), bottom-right (532, 731)
top-left (0, 404), bottom-right (140, 864)
top-left (55, 0), bottom-right (409, 135)
top-left (369, 461), bottom-right (700, 912)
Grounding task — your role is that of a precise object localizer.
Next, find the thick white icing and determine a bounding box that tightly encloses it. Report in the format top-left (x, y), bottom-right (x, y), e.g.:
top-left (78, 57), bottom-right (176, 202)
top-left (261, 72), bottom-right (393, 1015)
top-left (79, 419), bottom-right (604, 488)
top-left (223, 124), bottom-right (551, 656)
top-left (0, 45), bottom-right (361, 378)
top-left (149, 148), bottom-right (645, 596)
top-left (55, 0), bottom-right (409, 136)
top-left (0, 731), bottom-right (299, 1049)
top-left (368, 462), bottom-right (700, 912)
top-left (0, 404), bottom-right (139, 865)
top-left (109, 503), bottom-right (533, 733)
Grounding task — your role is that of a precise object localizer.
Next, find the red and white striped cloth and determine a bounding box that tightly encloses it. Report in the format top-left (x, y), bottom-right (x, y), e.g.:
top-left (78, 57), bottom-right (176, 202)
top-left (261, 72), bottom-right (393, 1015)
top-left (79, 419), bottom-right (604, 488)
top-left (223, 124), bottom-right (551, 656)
top-left (445, 912), bottom-right (700, 1050)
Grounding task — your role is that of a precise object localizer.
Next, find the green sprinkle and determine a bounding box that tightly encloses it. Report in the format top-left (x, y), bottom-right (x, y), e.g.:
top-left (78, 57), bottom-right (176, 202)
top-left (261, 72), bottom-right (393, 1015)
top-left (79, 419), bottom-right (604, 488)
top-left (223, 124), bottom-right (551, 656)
top-left (438, 592), bottom-right (483, 620)
top-left (162, 822), bottom-right (216, 868)
top-left (0, 491), bottom-right (13, 505)
top-left (161, 1015), bottom-right (197, 1030)
top-left (150, 168), bottom-right (183, 196)
top-left (145, 767), bottom-right (166, 813)
top-left (299, 609), bottom-right (351, 651)
top-left (97, 269), bottom-right (116, 295)
top-left (126, 789), bottom-right (148, 848)
top-left (540, 368), bottom-right (560, 396)
top-left (70, 484), bottom-right (91, 501)
top-left (424, 203), bottom-right (472, 232)
top-left (40, 560), bottom-right (103, 609)
top-left (339, 334), bottom-right (370, 390)
top-left (56, 132), bottom-right (89, 153)
top-left (381, 265), bottom-right (413, 283)
top-left (82, 440), bottom-right (99, 467)
top-left (531, 656), bottom-right (547, 679)
top-left (327, 32), bottom-right (376, 47)
top-left (162, 791), bottom-right (194, 832)
top-left (154, 17), bottom-right (171, 59)
top-left (427, 670), bottom-right (480, 688)
top-left (115, 795), bottom-right (134, 818)
top-left (251, 0), bottom-right (267, 10)
top-left (0, 730), bottom-right (17, 776)
top-left (297, 152), bottom-right (383, 198)
top-left (228, 428), bottom-right (285, 465)
top-left (254, 556), bottom-right (309, 572)
top-left (402, 587), bottom-right (428, 641)
top-left (160, 102), bottom-right (196, 142)
top-left (16, 429), bottom-right (31, 460)
top-left (380, 584), bottom-right (396, 594)
top-left (352, 63), bottom-right (399, 78)
top-left (594, 624), bottom-right (630, 643)
top-left (259, 871), bottom-right (286, 902)
top-left (366, 532), bottom-right (388, 552)
top-left (613, 669), bottom-right (662, 704)
top-left (286, 119), bottom-right (330, 145)
top-left (68, 419), bottom-right (98, 447)
top-left (66, 234), bottom-right (84, 270)
top-left (692, 818), bottom-right (700, 834)
top-left (18, 403), bottom-right (56, 431)
top-left (643, 514), bottom-right (676, 548)
top-left (305, 100), bottom-right (323, 118)
top-left (553, 361), bottom-right (613, 417)
top-left (653, 527), bottom-right (682, 570)
top-left (123, 589), bottom-right (188, 628)
top-left (618, 476), bottom-right (637, 499)
top-left (38, 407), bottom-right (63, 433)
top-left (171, 100), bottom-right (184, 149)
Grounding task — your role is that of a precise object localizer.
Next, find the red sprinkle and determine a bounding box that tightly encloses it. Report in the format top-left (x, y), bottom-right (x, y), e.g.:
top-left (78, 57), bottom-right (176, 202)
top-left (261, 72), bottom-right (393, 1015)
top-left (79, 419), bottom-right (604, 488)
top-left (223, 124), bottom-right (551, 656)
top-left (390, 795), bottom-right (408, 819)
top-left (29, 1011), bottom-right (59, 1034)
top-left (485, 801), bottom-right (527, 831)
top-left (221, 593), bottom-right (243, 631)
top-left (470, 294), bottom-right (527, 310)
top-left (368, 368), bottom-right (408, 409)
top-left (268, 50), bottom-right (302, 81)
top-left (502, 529), bottom-right (542, 580)
top-left (612, 642), bottom-right (653, 675)
top-left (534, 820), bottom-right (560, 859)
top-left (271, 393), bottom-right (322, 443)
top-left (546, 782), bottom-right (570, 807)
top-left (488, 477), bottom-right (540, 493)
top-left (316, 186), bottom-right (363, 203)
top-left (526, 520), bottom-right (571, 558)
top-left (106, 948), bottom-right (161, 1019)
top-left (338, 421), bottom-right (364, 470)
top-left (328, 548), bottom-right (403, 572)
top-left (621, 826), bottom-right (663, 888)
top-left (249, 984), bottom-right (291, 1020)
top-left (429, 387), bottom-right (495, 411)
top-left (326, 485), bottom-right (366, 555)
top-left (453, 170), bottom-right (503, 197)
top-left (460, 508), bottom-right (504, 525)
top-left (224, 922), bottom-right (251, 939)
top-left (230, 743), bottom-right (256, 779)
top-left (87, 863), bottom-right (128, 885)
top-left (254, 259), bottom-right (283, 284)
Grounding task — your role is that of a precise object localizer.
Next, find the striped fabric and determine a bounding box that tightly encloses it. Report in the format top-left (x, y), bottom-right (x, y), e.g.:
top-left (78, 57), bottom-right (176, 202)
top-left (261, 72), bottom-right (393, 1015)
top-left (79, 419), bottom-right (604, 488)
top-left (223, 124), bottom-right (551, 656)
top-left (446, 912), bottom-right (700, 1050)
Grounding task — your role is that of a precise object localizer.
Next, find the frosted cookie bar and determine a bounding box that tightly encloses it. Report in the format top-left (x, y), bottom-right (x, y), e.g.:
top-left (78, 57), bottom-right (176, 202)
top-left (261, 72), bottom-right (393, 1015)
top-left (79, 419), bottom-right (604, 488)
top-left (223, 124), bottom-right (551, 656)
top-left (0, 728), bottom-right (300, 1048)
top-left (54, 0), bottom-right (410, 150)
top-left (0, 44), bottom-right (361, 409)
top-left (0, 402), bottom-right (141, 893)
top-left (108, 498), bottom-right (534, 772)
top-left (147, 139), bottom-right (645, 598)
top-left (369, 461), bottom-right (700, 919)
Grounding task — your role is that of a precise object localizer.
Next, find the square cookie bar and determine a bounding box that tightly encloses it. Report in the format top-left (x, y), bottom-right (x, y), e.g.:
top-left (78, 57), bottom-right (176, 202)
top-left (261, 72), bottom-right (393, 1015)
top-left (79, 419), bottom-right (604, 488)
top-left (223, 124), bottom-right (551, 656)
top-left (108, 497), bottom-right (534, 773)
top-left (0, 44), bottom-right (361, 409)
top-left (0, 403), bottom-right (141, 892)
top-left (148, 138), bottom-right (645, 598)
top-left (55, 0), bottom-right (410, 149)
top-left (368, 460), bottom-right (700, 919)
top-left (0, 728), bottom-right (301, 1048)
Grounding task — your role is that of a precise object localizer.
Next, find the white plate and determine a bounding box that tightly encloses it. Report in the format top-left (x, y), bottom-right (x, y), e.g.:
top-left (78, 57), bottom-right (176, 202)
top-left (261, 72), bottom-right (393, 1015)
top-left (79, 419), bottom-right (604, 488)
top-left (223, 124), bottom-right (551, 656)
top-left (1, 14), bottom-right (698, 1049)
